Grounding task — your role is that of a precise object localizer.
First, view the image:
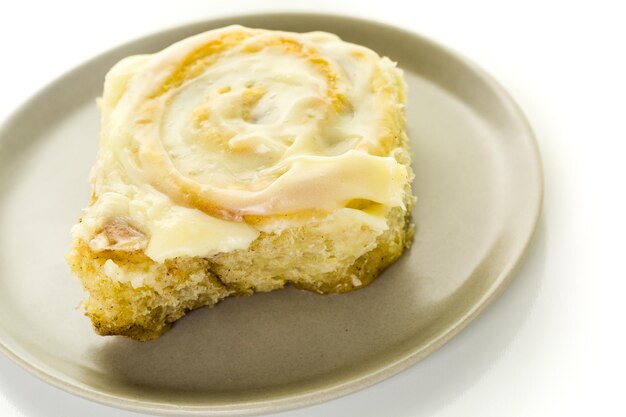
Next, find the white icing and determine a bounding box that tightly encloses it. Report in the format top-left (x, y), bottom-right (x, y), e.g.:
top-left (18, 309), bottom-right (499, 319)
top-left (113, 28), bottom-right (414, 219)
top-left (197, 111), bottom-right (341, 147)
top-left (73, 25), bottom-right (409, 262)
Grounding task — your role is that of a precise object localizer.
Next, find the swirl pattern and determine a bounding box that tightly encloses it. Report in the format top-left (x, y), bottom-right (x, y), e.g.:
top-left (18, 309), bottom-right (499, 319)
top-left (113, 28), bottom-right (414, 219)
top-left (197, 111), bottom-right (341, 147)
top-left (107, 26), bottom-right (408, 221)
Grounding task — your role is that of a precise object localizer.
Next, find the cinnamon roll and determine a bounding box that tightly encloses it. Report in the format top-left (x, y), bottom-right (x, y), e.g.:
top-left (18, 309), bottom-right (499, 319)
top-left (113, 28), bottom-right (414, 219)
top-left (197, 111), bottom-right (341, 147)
top-left (67, 25), bottom-right (415, 340)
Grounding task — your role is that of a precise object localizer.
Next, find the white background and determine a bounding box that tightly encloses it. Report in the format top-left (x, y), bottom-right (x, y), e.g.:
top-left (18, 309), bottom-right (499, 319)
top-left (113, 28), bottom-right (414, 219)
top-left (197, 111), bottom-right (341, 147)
top-left (1, 0), bottom-right (625, 416)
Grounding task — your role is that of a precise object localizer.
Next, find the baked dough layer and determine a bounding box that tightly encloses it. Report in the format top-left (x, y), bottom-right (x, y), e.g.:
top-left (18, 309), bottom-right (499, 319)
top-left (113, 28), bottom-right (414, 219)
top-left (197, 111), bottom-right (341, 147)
top-left (67, 205), bottom-right (413, 340)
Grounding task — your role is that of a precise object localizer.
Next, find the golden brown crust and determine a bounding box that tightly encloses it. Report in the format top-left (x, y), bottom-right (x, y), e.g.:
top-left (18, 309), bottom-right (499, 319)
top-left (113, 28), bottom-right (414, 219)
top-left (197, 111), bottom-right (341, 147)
top-left (67, 243), bottom-right (233, 340)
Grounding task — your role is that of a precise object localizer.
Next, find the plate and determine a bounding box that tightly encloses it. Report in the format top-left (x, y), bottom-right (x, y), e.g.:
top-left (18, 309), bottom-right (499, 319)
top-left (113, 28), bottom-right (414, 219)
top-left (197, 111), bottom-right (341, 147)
top-left (0, 13), bottom-right (542, 416)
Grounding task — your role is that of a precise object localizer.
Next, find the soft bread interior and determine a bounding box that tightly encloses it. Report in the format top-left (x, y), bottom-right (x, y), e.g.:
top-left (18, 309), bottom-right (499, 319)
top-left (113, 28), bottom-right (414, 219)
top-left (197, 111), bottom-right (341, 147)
top-left (67, 203), bottom-right (413, 341)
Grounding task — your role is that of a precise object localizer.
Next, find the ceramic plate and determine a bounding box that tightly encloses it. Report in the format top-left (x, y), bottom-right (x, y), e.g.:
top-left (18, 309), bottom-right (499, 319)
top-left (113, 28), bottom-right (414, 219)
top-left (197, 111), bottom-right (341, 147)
top-left (0, 13), bottom-right (542, 416)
